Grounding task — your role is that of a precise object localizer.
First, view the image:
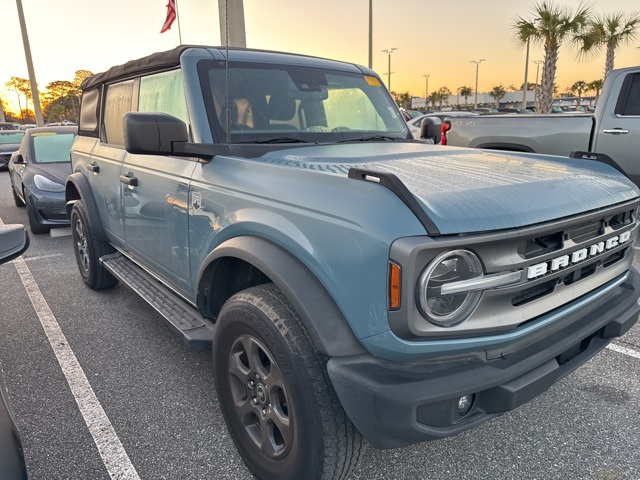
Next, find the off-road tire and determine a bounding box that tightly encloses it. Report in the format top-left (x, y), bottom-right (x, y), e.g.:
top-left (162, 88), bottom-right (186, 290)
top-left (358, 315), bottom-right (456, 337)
top-left (212, 284), bottom-right (365, 480)
top-left (70, 200), bottom-right (118, 290)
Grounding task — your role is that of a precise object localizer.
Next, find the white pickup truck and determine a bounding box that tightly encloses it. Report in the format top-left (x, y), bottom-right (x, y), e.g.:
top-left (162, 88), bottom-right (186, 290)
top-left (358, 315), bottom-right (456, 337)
top-left (445, 66), bottom-right (640, 184)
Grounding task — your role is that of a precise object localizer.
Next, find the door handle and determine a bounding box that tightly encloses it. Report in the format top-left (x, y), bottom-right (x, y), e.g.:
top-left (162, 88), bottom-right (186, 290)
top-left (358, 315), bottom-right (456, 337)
top-left (87, 162), bottom-right (100, 173)
top-left (602, 128), bottom-right (630, 135)
top-left (119, 175), bottom-right (138, 187)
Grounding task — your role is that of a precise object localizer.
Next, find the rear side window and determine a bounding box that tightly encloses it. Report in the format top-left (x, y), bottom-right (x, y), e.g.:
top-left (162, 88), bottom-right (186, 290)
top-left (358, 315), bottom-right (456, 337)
top-left (615, 73), bottom-right (640, 116)
top-left (103, 80), bottom-right (135, 146)
top-left (138, 70), bottom-right (189, 126)
top-left (78, 89), bottom-right (100, 137)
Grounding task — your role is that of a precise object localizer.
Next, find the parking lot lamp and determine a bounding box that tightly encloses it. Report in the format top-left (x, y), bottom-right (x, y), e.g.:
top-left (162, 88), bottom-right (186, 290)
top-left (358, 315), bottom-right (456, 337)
top-left (382, 48), bottom-right (397, 91)
top-left (471, 59), bottom-right (485, 109)
top-left (422, 74), bottom-right (430, 103)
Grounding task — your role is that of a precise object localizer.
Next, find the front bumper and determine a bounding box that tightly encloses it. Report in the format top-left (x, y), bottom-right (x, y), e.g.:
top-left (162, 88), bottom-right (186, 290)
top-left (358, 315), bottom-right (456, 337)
top-left (327, 269), bottom-right (640, 449)
top-left (28, 189), bottom-right (69, 226)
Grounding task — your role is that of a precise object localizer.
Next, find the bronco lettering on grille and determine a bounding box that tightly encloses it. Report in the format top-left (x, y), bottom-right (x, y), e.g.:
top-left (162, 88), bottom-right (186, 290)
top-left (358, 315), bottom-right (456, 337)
top-left (527, 230), bottom-right (632, 279)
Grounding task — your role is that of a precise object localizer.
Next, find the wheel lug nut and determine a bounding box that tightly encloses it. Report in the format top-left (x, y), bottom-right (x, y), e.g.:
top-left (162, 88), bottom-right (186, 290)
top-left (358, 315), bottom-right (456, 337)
top-left (251, 397), bottom-right (259, 406)
top-left (247, 380), bottom-right (255, 389)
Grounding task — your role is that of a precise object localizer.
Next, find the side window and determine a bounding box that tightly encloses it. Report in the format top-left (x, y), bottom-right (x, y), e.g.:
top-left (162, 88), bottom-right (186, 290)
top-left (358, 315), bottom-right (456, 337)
top-left (138, 70), bottom-right (189, 126)
top-left (78, 89), bottom-right (100, 137)
top-left (103, 80), bottom-right (134, 146)
top-left (616, 73), bottom-right (640, 116)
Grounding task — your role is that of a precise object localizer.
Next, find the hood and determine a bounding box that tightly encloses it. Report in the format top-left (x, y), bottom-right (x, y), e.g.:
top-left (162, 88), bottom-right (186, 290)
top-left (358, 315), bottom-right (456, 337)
top-left (257, 143), bottom-right (639, 234)
top-left (28, 162), bottom-right (71, 185)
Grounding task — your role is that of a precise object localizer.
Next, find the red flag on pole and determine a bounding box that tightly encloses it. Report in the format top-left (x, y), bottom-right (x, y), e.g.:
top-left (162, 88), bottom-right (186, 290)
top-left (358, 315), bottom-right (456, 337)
top-left (161, 0), bottom-right (177, 33)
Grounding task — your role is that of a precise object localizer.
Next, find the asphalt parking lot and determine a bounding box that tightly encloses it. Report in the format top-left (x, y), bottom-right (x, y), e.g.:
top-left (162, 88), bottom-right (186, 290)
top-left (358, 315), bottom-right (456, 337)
top-left (1, 169), bottom-right (639, 480)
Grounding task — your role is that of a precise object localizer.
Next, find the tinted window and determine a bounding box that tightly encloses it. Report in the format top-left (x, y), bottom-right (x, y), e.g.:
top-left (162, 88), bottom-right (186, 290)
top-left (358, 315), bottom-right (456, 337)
top-left (103, 80), bottom-right (134, 146)
top-left (139, 70), bottom-right (189, 125)
top-left (32, 132), bottom-right (76, 163)
top-left (619, 73), bottom-right (640, 116)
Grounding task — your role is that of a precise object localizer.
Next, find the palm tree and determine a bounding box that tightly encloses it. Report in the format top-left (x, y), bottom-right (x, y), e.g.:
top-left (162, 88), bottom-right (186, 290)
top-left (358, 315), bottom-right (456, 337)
top-left (513, 2), bottom-right (591, 114)
top-left (457, 86), bottom-right (473, 107)
top-left (579, 12), bottom-right (640, 78)
top-left (489, 85), bottom-right (507, 107)
top-left (437, 87), bottom-right (451, 109)
top-left (571, 80), bottom-right (588, 106)
top-left (588, 78), bottom-right (604, 101)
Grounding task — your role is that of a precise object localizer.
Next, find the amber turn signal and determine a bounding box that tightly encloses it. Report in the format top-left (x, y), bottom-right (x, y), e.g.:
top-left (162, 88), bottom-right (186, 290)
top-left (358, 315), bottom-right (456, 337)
top-left (388, 262), bottom-right (401, 310)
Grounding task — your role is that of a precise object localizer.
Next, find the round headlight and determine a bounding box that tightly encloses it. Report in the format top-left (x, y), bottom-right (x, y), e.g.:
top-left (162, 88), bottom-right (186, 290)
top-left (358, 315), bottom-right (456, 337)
top-left (417, 249), bottom-right (483, 327)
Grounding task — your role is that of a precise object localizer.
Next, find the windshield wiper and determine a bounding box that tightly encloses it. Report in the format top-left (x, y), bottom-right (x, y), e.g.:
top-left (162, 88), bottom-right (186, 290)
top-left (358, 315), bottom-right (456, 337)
top-left (237, 137), bottom-right (316, 144)
top-left (337, 135), bottom-right (402, 143)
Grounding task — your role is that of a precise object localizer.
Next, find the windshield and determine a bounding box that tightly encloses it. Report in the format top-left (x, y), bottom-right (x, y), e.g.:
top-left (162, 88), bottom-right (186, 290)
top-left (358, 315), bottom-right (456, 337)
top-left (0, 132), bottom-right (24, 145)
top-left (32, 132), bottom-right (76, 163)
top-left (200, 61), bottom-right (409, 144)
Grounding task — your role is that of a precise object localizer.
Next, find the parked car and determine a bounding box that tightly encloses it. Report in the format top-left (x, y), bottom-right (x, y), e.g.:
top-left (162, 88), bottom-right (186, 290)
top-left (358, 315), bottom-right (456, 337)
top-left (407, 111), bottom-right (478, 136)
top-left (0, 122), bottom-right (18, 131)
top-left (9, 126), bottom-right (77, 234)
top-left (0, 224), bottom-right (30, 480)
top-left (18, 124), bottom-right (37, 131)
top-left (0, 130), bottom-right (25, 169)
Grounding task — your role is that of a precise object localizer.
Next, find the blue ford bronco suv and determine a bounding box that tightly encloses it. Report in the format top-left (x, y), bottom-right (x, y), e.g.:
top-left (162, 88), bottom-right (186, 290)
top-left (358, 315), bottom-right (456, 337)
top-left (65, 46), bottom-right (640, 480)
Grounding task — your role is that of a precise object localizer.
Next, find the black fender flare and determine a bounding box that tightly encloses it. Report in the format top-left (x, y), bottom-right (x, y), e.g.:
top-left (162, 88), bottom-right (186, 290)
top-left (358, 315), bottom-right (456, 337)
top-left (65, 172), bottom-right (108, 242)
top-left (197, 236), bottom-right (366, 357)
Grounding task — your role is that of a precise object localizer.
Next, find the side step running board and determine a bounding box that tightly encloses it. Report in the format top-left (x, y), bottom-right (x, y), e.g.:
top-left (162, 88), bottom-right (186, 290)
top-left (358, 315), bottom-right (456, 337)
top-left (100, 253), bottom-right (213, 349)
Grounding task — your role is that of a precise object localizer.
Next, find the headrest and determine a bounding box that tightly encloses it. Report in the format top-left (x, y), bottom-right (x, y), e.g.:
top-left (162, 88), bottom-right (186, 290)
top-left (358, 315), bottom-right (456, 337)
top-left (266, 94), bottom-right (296, 121)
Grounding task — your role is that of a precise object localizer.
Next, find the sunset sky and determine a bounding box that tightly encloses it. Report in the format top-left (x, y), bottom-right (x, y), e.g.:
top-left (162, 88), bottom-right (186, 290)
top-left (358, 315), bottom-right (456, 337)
top-left (1, 0), bottom-right (640, 112)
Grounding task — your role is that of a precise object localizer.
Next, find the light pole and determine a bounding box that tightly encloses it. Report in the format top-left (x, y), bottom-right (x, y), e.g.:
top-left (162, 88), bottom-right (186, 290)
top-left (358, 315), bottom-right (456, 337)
top-left (368, 0), bottom-right (372, 69)
top-left (382, 48), bottom-right (397, 92)
top-left (521, 39), bottom-right (530, 110)
top-left (471, 59), bottom-right (485, 109)
top-left (16, 0), bottom-right (44, 126)
top-left (422, 74), bottom-right (430, 107)
top-left (533, 60), bottom-right (543, 104)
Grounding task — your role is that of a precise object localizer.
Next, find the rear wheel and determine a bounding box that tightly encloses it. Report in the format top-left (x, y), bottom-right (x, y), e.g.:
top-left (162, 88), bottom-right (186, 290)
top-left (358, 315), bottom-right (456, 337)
top-left (70, 200), bottom-right (118, 290)
top-left (212, 284), bottom-right (364, 480)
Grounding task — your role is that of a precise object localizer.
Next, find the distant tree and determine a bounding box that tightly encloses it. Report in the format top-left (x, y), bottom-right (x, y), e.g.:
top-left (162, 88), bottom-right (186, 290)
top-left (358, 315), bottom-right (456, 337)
top-left (5, 77), bottom-right (31, 121)
top-left (489, 85), bottom-right (507, 107)
top-left (427, 91), bottom-right (439, 109)
top-left (571, 80), bottom-right (589, 105)
top-left (588, 78), bottom-right (604, 100)
top-left (513, 2), bottom-right (591, 113)
top-left (73, 70), bottom-right (93, 88)
top-left (578, 12), bottom-right (640, 78)
top-left (394, 92), bottom-right (412, 109)
top-left (437, 87), bottom-right (451, 108)
top-left (457, 86), bottom-right (473, 106)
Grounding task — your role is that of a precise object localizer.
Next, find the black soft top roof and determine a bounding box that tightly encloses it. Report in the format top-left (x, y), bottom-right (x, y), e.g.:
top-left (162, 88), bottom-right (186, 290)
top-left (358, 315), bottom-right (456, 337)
top-left (81, 45), bottom-right (370, 92)
top-left (81, 45), bottom-right (202, 91)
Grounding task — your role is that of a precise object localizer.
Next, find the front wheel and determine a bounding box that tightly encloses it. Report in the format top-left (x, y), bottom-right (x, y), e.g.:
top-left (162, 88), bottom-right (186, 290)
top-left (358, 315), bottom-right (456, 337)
top-left (212, 284), bottom-right (364, 480)
top-left (70, 200), bottom-right (118, 290)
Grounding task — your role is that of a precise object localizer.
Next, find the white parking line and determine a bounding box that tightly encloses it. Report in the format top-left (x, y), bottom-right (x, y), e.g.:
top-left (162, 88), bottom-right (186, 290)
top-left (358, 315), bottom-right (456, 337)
top-left (607, 342), bottom-right (640, 360)
top-left (5, 248), bottom-right (140, 478)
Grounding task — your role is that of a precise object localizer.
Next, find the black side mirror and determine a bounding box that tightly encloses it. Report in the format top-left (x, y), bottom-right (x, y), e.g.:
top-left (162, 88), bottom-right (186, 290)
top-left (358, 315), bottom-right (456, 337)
top-left (123, 112), bottom-right (189, 156)
top-left (0, 225), bottom-right (30, 264)
top-left (12, 154), bottom-right (25, 164)
top-left (419, 117), bottom-right (442, 144)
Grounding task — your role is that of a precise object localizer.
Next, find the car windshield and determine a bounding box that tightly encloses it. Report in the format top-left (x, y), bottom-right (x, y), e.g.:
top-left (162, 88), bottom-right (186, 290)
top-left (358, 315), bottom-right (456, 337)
top-left (200, 61), bottom-right (409, 144)
top-left (0, 132), bottom-right (24, 144)
top-left (31, 132), bottom-right (76, 163)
